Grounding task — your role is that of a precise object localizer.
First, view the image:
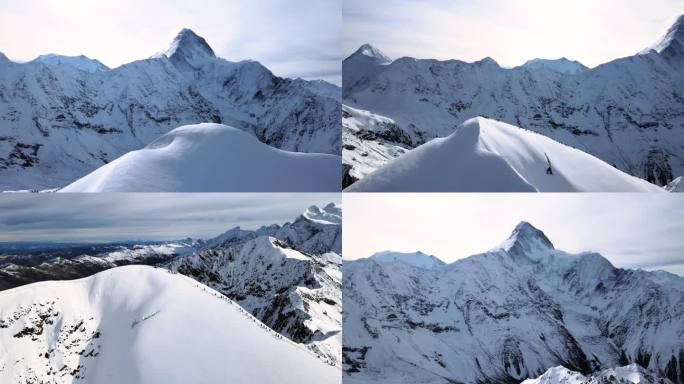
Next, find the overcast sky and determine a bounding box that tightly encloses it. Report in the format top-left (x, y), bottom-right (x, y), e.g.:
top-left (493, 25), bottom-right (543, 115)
top-left (0, 0), bottom-right (342, 85)
top-left (0, 194), bottom-right (339, 243)
top-left (344, 0), bottom-right (684, 68)
top-left (343, 194), bottom-right (684, 276)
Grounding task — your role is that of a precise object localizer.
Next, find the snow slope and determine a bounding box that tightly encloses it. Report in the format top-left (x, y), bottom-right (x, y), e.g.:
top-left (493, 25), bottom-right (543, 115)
top-left (0, 28), bottom-right (340, 190)
top-left (346, 117), bottom-right (663, 192)
top-left (59, 123), bottom-right (341, 192)
top-left (343, 222), bottom-right (684, 384)
top-left (343, 16), bottom-right (684, 187)
top-left (370, 251), bottom-right (445, 269)
top-left (30, 54), bottom-right (109, 73)
top-left (520, 58), bottom-right (588, 74)
top-left (0, 265), bottom-right (339, 384)
top-left (523, 364), bottom-right (674, 384)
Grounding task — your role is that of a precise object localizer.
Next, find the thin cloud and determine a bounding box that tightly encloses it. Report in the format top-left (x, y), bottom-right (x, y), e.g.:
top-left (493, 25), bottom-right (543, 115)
top-left (0, 193), bottom-right (340, 243)
top-left (0, 0), bottom-right (341, 84)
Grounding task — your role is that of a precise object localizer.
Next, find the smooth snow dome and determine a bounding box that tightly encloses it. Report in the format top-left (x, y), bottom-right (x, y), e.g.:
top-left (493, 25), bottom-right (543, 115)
top-left (0, 266), bottom-right (338, 384)
top-left (520, 58), bottom-right (588, 74)
top-left (59, 123), bottom-right (341, 192)
top-left (370, 251), bottom-right (445, 269)
top-left (346, 117), bottom-right (663, 192)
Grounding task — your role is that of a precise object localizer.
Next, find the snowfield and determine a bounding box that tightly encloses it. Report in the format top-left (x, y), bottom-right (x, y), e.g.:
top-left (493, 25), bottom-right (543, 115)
top-left (346, 117), bottom-right (663, 192)
top-left (0, 265), bottom-right (339, 384)
top-left (59, 123), bottom-right (341, 192)
top-left (523, 364), bottom-right (674, 384)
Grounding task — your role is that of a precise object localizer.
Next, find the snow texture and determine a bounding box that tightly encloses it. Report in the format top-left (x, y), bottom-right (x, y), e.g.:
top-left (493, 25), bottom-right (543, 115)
top-left (346, 117), bottom-right (663, 192)
top-left (59, 123), bottom-right (341, 192)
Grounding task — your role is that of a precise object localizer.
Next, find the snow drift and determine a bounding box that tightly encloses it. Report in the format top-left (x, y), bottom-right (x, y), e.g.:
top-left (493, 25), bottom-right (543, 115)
top-left (345, 117), bottom-right (663, 192)
top-left (60, 123), bottom-right (341, 192)
top-left (0, 265), bottom-right (339, 383)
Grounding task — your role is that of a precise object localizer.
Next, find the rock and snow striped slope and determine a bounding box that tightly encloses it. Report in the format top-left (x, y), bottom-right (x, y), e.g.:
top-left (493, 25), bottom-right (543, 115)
top-left (0, 265), bottom-right (339, 384)
top-left (522, 364), bottom-right (673, 384)
top-left (346, 117), bottom-right (664, 192)
top-left (60, 123), bottom-right (341, 192)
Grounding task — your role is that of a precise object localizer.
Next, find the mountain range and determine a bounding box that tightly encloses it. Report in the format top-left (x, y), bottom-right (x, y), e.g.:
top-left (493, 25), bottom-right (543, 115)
top-left (342, 15), bottom-right (684, 189)
top-left (0, 28), bottom-right (340, 190)
top-left (343, 222), bottom-right (684, 383)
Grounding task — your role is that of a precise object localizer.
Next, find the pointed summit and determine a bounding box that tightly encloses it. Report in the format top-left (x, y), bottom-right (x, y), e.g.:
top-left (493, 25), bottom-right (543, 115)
top-left (162, 28), bottom-right (216, 70)
top-left (500, 221), bottom-right (554, 253)
top-left (348, 43), bottom-right (392, 64)
top-left (650, 15), bottom-right (684, 64)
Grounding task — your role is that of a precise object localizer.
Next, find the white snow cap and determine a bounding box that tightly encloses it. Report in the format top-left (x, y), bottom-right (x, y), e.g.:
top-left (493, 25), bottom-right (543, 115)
top-left (350, 43), bottom-right (392, 64)
top-left (498, 221), bottom-right (555, 252)
top-left (370, 250), bottom-right (445, 269)
top-left (159, 28), bottom-right (216, 69)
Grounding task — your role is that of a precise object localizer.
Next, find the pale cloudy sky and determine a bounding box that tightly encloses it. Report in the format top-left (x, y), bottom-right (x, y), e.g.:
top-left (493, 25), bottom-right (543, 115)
top-left (0, 0), bottom-right (342, 84)
top-left (344, 0), bottom-right (684, 67)
top-left (343, 194), bottom-right (684, 276)
top-left (0, 194), bottom-right (340, 243)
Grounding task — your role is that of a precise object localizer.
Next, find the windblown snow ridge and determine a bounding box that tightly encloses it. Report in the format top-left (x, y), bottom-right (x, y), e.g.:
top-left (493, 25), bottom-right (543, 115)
top-left (59, 123), bottom-right (341, 192)
top-left (346, 117), bottom-right (664, 192)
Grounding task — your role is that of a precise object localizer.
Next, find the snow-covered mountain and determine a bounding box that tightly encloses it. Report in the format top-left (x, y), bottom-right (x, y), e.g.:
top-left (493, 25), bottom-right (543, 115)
top-left (345, 117), bottom-right (664, 192)
top-left (0, 265), bottom-right (339, 383)
top-left (369, 251), bottom-right (445, 269)
top-left (59, 123), bottom-right (341, 192)
top-left (30, 54), bottom-right (109, 73)
top-left (343, 16), bottom-right (684, 187)
top-left (164, 203), bottom-right (342, 365)
top-left (343, 222), bottom-right (684, 384)
top-left (0, 242), bottom-right (192, 290)
top-left (520, 58), bottom-right (588, 75)
top-left (0, 28), bottom-right (340, 190)
top-left (523, 364), bottom-right (673, 384)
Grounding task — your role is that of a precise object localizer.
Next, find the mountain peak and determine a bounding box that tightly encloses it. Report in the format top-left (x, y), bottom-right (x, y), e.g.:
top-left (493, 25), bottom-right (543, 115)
top-left (302, 203), bottom-right (342, 225)
top-left (649, 14), bottom-right (684, 63)
top-left (499, 221), bottom-right (554, 253)
top-left (161, 28), bottom-right (216, 69)
top-left (350, 43), bottom-right (392, 64)
top-left (521, 57), bottom-right (588, 74)
top-left (370, 250), bottom-right (445, 269)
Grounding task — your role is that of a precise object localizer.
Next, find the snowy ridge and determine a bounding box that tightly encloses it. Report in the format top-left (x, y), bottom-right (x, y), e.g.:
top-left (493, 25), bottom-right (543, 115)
top-left (58, 123), bottom-right (341, 192)
top-left (370, 251), bottom-right (445, 269)
top-left (0, 28), bottom-right (340, 190)
top-left (165, 203), bottom-right (342, 365)
top-left (346, 117), bottom-right (663, 192)
top-left (30, 54), bottom-right (109, 73)
top-left (0, 265), bottom-right (339, 383)
top-left (520, 58), bottom-right (588, 74)
top-left (522, 364), bottom-right (674, 384)
top-left (343, 222), bottom-right (684, 384)
top-left (343, 16), bottom-right (684, 187)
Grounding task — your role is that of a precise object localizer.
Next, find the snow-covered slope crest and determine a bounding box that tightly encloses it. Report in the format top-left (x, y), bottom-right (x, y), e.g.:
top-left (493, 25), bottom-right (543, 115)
top-left (521, 58), bottom-right (588, 74)
top-left (0, 28), bottom-right (340, 190)
top-left (0, 265), bottom-right (339, 384)
top-left (343, 222), bottom-right (684, 384)
top-left (303, 203), bottom-right (342, 225)
top-left (346, 117), bottom-right (664, 192)
top-left (30, 54), bottom-right (109, 73)
top-left (370, 251), bottom-right (445, 269)
top-left (522, 364), bottom-right (674, 384)
top-left (59, 123), bottom-right (341, 192)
